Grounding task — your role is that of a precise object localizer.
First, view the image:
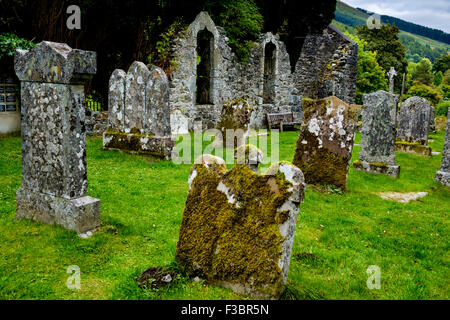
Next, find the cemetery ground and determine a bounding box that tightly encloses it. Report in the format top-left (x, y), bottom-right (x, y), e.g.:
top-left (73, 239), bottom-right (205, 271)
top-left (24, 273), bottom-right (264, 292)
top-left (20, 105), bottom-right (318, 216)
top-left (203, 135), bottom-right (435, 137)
top-left (0, 129), bottom-right (448, 300)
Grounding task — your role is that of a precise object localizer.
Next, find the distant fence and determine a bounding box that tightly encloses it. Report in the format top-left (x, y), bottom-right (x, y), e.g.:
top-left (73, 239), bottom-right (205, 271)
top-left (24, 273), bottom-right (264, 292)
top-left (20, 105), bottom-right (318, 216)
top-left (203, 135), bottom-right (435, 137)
top-left (85, 96), bottom-right (106, 112)
top-left (0, 77), bottom-right (19, 112)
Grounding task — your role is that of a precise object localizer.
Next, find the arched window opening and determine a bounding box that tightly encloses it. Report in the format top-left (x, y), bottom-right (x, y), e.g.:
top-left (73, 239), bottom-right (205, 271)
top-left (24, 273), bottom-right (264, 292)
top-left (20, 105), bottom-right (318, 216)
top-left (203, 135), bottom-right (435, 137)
top-left (196, 29), bottom-right (214, 105)
top-left (263, 42), bottom-right (276, 104)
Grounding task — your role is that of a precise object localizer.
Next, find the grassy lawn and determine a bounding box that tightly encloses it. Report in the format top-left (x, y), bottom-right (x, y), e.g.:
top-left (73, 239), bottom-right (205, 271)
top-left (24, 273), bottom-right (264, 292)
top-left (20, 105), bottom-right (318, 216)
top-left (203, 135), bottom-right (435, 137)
top-left (0, 130), bottom-right (448, 300)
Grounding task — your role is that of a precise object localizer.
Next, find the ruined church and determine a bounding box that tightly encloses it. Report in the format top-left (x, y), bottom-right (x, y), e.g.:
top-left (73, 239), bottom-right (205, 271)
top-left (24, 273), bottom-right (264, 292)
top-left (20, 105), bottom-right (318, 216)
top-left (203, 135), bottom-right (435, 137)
top-left (169, 11), bottom-right (358, 134)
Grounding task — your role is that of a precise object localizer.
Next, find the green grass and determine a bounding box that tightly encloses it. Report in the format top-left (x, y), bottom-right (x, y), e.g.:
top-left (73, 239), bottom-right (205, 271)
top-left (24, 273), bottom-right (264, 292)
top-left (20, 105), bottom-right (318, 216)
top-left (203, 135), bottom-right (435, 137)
top-left (0, 130), bottom-right (448, 300)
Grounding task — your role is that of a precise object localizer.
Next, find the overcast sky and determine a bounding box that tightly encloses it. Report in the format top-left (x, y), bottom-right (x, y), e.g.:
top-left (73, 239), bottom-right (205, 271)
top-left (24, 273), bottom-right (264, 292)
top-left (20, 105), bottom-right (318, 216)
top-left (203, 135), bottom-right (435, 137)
top-left (342, 0), bottom-right (450, 33)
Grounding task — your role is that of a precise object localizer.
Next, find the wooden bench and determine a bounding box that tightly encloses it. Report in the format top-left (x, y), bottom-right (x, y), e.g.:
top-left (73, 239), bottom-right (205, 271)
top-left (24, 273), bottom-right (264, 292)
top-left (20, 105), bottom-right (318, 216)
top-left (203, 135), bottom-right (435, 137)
top-left (266, 112), bottom-right (300, 131)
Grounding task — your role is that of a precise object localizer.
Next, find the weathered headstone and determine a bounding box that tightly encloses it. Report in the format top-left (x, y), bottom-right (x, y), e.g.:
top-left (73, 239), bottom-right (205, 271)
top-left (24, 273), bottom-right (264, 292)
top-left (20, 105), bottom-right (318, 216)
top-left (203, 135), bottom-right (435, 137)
top-left (353, 90), bottom-right (400, 177)
top-left (107, 69), bottom-right (126, 131)
top-left (213, 98), bottom-right (253, 148)
top-left (176, 155), bottom-right (305, 299)
top-left (14, 41), bottom-right (100, 233)
top-left (293, 96), bottom-right (360, 190)
top-left (103, 62), bottom-right (175, 159)
top-left (435, 109), bottom-right (450, 186)
top-left (124, 61), bottom-right (150, 131)
top-left (170, 109), bottom-right (189, 135)
top-left (395, 96), bottom-right (432, 157)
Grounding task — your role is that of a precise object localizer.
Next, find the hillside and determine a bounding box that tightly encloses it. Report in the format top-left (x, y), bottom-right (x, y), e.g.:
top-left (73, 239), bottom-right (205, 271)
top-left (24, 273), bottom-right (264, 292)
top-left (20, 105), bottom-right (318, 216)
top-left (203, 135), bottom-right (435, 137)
top-left (333, 1), bottom-right (450, 62)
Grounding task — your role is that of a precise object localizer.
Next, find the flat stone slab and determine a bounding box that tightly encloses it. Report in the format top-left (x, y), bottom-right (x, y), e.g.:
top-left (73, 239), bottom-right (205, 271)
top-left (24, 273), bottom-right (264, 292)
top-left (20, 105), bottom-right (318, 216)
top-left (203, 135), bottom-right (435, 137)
top-left (377, 191), bottom-right (428, 203)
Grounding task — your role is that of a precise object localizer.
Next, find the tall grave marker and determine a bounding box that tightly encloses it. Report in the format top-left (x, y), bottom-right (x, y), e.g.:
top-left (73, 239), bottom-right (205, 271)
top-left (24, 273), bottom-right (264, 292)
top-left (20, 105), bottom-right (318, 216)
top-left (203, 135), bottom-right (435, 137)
top-left (14, 41), bottom-right (100, 233)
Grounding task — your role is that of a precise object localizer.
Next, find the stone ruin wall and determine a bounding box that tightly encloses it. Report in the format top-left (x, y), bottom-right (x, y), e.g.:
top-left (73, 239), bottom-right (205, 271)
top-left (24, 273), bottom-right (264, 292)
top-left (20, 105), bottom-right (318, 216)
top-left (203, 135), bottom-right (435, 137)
top-left (169, 12), bottom-right (357, 133)
top-left (169, 12), bottom-right (299, 132)
top-left (294, 24), bottom-right (358, 105)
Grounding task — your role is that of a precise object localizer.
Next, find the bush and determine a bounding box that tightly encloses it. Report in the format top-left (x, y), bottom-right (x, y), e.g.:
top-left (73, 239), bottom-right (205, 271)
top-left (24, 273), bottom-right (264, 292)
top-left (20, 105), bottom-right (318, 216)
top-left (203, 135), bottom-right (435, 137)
top-left (146, 18), bottom-right (186, 75)
top-left (440, 84), bottom-right (450, 99)
top-left (346, 33), bottom-right (388, 104)
top-left (435, 115), bottom-right (448, 131)
top-left (436, 100), bottom-right (450, 116)
top-left (207, 0), bottom-right (263, 62)
top-left (404, 84), bottom-right (442, 106)
top-left (0, 33), bottom-right (35, 59)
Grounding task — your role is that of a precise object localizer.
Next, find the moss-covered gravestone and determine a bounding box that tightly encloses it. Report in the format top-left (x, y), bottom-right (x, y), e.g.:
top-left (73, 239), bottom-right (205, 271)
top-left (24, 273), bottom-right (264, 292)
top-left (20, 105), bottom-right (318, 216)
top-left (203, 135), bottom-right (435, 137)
top-left (292, 96), bottom-right (360, 190)
top-left (103, 62), bottom-right (175, 159)
top-left (353, 90), bottom-right (400, 178)
top-left (213, 98), bottom-right (253, 148)
top-left (176, 155), bottom-right (305, 299)
top-left (395, 96), bottom-right (432, 157)
top-left (14, 41), bottom-right (100, 234)
top-left (435, 110), bottom-right (450, 186)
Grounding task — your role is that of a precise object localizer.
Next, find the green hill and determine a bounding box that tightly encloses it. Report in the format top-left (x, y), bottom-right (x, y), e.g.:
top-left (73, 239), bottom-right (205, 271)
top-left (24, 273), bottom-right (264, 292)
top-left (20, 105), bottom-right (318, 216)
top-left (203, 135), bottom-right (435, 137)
top-left (333, 1), bottom-right (450, 62)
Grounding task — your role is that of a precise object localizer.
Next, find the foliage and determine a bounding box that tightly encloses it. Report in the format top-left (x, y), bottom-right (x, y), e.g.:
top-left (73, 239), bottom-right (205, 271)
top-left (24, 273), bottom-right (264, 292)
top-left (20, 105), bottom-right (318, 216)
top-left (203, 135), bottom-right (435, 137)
top-left (442, 70), bottom-right (450, 86)
top-left (146, 18), bottom-right (186, 74)
top-left (333, 1), bottom-right (450, 64)
top-left (0, 33), bottom-right (35, 59)
top-left (436, 100), bottom-right (450, 117)
top-left (206, 0), bottom-right (263, 62)
top-left (400, 34), bottom-right (448, 63)
top-left (346, 33), bottom-right (388, 104)
top-left (433, 54), bottom-right (450, 74)
top-left (405, 84), bottom-right (442, 105)
top-left (356, 24), bottom-right (408, 92)
top-left (411, 58), bottom-right (433, 86)
top-left (357, 7), bottom-right (450, 44)
top-left (440, 84), bottom-right (450, 99)
top-left (434, 71), bottom-right (443, 87)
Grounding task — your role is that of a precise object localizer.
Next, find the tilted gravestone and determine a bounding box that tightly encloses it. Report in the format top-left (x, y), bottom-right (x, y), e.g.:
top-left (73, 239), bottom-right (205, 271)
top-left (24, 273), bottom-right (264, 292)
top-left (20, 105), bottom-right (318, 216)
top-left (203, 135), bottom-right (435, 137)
top-left (435, 109), bottom-right (450, 186)
top-left (14, 41), bottom-right (100, 233)
top-left (103, 61), bottom-right (175, 159)
top-left (213, 98), bottom-right (253, 149)
top-left (176, 155), bottom-right (305, 299)
top-left (292, 96), bottom-right (360, 190)
top-left (395, 96), bottom-right (432, 157)
top-left (353, 90), bottom-right (400, 177)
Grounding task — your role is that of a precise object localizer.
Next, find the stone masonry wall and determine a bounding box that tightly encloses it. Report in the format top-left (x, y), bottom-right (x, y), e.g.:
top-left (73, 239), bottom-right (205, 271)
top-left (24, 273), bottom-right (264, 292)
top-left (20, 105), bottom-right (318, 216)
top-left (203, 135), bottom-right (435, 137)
top-left (169, 12), bottom-right (300, 132)
top-left (294, 24), bottom-right (358, 104)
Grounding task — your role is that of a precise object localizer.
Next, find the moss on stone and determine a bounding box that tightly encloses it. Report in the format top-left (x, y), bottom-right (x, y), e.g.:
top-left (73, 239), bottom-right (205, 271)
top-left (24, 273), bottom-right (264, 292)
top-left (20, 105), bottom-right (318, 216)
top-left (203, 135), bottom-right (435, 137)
top-left (368, 162), bottom-right (388, 168)
top-left (217, 98), bottom-right (253, 131)
top-left (103, 131), bottom-right (168, 158)
top-left (175, 163), bottom-right (295, 298)
top-left (395, 140), bottom-right (431, 157)
top-left (293, 128), bottom-right (350, 190)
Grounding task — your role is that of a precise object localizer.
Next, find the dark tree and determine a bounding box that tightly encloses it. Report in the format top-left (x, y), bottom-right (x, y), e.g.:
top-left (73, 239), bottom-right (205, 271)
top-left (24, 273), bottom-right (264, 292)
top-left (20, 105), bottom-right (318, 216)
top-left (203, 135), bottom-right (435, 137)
top-left (256, 0), bottom-right (337, 71)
